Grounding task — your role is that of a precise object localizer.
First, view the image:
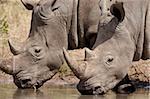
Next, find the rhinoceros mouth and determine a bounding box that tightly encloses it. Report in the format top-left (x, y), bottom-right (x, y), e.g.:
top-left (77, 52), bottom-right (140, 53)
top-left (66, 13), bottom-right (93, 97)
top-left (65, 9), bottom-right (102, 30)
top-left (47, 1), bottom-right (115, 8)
top-left (77, 82), bottom-right (105, 95)
top-left (14, 76), bottom-right (44, 89)
top-left (13, 72), bottom-right (43, 89)
top-left (77, 77), bottom-right (119, 95)
top-left (13, 69), bottom-right (58, 89)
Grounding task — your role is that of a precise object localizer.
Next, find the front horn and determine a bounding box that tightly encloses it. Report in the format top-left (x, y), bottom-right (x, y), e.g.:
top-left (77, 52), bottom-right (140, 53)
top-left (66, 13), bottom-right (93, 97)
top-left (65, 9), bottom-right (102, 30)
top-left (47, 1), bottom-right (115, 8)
top-left (8, 40), bottom-right (22, 55)
top-left (63, 48), bottom-right (87, 80)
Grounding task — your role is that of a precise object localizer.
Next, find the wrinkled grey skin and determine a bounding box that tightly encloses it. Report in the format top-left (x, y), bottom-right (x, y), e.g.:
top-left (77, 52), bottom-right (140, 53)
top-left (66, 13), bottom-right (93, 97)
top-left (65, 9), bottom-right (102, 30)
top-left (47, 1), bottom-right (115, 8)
top-left (0, 0), bottom-right (101, 89)
top-left (64, 0), bottom-right (150, 95)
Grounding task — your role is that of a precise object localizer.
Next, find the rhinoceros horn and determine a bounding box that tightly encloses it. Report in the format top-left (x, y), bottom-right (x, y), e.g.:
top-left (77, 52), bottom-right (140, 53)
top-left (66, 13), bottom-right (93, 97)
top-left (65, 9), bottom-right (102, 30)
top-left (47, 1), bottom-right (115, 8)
top-left (63, 48), bottom-right (87, 80)
top-left (0, 58), bottom-right (13, 75)
top-left (84, 48), bottom-right (96, 61)
top-left (8, 40), bottom-right (22, 55)
top-left (21, 0), bottom-right (40, 10)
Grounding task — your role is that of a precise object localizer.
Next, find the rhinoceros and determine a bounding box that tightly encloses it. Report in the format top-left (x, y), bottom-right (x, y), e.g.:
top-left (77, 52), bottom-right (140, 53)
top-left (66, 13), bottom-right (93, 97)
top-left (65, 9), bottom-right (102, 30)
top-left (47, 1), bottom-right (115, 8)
top-left (63, 0), bottom-right (150, 95)
top-left (0, 0), bottom-right (100, 89)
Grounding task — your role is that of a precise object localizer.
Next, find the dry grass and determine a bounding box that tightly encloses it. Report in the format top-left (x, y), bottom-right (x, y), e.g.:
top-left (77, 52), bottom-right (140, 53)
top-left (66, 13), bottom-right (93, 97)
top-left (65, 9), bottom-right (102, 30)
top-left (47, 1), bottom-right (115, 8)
top-left (0, 0), bottom-right (31, 58)
top-left (0, 0), bottom-right (31, 83)
top-left (129, 60), bottom-right (150, 83)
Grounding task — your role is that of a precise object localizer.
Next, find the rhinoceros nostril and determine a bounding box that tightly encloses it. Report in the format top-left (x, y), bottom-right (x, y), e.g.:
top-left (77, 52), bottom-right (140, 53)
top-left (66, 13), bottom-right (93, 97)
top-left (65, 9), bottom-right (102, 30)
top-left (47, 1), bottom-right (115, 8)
top-left (21, 79), bottom-right (31, 85)
top-left (94, 86), bottom-right (101, 90)
top-left (93, 86), bottom-right (105, 95)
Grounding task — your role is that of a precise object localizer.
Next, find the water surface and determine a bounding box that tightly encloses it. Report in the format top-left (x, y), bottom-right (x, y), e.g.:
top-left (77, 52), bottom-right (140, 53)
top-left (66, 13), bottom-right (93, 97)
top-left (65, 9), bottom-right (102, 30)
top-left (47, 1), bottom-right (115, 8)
top-left (0, 84), bottom-right (149, 99)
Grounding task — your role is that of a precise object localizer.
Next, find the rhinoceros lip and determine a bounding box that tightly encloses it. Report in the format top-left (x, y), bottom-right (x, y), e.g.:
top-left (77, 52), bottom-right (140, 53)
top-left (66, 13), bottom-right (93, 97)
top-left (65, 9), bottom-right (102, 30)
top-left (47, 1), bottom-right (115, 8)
top-left (12, 71), bottom-right (42, 89)
top-left (15, 78), bottom-right (43, 89)
top-left (80, 83), bottom-right (106, 95)
top-left (78, 77), bottom-right (117, 95)
top-left (13, 69), bottom-right (57, 89)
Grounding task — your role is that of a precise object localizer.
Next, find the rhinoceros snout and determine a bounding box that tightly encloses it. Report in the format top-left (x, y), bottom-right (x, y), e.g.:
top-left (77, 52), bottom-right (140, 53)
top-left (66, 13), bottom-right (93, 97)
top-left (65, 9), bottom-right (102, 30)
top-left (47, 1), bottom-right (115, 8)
top-left (77, 86), bottom-right (105, 95)
top-left (14, 77), bottom-right (43, 89)
top-left (93, 86), bottom-right (105, 95)
top-left (77, 82), bottom-right (105, 95)
top-left (77, 87), bottom-right (93, 95)
top-left (15, 78), bottom-right (33, 89)
top-left (20, 79), bottom-right (32, 88)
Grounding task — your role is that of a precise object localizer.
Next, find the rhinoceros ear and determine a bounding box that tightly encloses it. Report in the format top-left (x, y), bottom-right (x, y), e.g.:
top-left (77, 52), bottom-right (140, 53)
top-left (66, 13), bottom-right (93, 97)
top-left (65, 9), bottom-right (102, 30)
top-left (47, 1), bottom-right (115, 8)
top-left (110, 2), bottom-right (125, 22)
top-left (21, 0), bottom-right (40, 10)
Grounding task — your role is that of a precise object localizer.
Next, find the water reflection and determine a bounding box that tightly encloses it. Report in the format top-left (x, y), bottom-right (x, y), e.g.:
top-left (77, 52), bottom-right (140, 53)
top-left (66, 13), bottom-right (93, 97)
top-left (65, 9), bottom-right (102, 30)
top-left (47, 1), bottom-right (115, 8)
top-left (0, 84), bottom-right (149, 99)
top-left (78, 89), bottom-right (150, 99)
top-left (12, 87), bottom-right (79, 99)
top-left (78, 95), bottom-right (106, 99)
top-left (13, 89), bottom-right (45, 99)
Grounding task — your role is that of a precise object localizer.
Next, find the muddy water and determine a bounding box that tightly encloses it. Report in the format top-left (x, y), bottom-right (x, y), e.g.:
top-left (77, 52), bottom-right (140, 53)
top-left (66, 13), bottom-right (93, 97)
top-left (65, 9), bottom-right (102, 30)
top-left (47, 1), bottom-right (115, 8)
top-left (0, 84), bottom-right (149, 99)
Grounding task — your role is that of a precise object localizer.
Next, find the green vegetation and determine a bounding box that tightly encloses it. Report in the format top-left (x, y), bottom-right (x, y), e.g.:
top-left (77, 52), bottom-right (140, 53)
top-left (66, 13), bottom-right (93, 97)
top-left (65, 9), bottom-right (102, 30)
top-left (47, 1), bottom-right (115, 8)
top-left (0, 16), bottom-right (9, 35)
top-left (58, 63), bottom-right (73, 77)
top-left (0, 0), bottom-right (31, 58)
top-left (0, 16), bottom-right (9, 58)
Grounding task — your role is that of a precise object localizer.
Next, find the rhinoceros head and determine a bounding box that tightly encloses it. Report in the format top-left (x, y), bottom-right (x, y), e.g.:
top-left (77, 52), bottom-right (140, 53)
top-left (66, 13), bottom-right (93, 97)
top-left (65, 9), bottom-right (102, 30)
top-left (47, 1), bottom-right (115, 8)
top-left (1, 0), bottom-right (69, 89)
top-left (8, 39), bottom-right (62, 89)
top-left (63, 1), bottom-right (135, 95)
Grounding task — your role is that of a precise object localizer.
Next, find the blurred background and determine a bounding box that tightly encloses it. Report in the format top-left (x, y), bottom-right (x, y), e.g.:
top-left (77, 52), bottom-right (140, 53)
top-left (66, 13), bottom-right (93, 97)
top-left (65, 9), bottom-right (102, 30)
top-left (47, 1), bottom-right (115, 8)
top-left (0, 0), bottom-right (32, 83)
top-left (0, 0), bottom-right (31, 58)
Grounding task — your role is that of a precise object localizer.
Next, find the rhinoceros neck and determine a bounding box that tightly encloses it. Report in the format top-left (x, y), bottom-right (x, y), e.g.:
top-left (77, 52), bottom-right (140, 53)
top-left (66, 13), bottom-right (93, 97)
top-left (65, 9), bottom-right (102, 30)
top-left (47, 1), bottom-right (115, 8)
top-left (77, 0), bottom-right (100, 48)
top-left (123, 1), bottom-right (149, 60)
top-left (67, 0), bottom-right (78, 49)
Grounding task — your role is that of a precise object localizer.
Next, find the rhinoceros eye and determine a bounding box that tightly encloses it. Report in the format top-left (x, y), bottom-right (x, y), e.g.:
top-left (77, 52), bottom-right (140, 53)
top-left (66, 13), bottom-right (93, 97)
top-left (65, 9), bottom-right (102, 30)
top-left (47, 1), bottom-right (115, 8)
top-left (105, 55), bottom-right (114, 65)
top-left (29, 46), bottom-right (44, 59)
top-left (33, 47), bottom-right (42, 57)
top-left (35, 48), bottom-right (41, 53)
top-left (107, 57), bottom-right (114, 63)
